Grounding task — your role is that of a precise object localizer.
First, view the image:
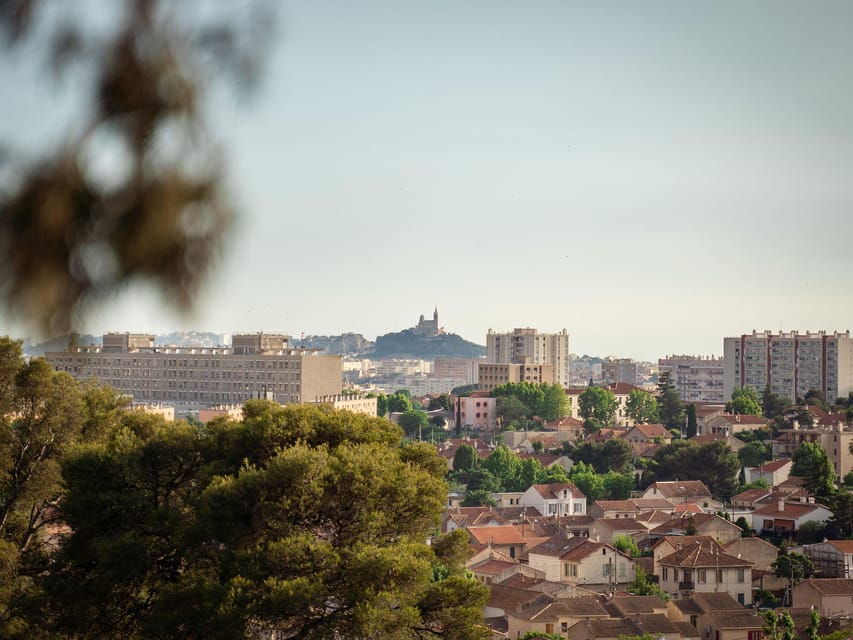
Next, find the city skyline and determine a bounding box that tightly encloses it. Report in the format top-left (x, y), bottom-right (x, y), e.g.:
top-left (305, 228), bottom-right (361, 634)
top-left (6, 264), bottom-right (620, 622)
top-left (2, 1), bottom-right (852, 362)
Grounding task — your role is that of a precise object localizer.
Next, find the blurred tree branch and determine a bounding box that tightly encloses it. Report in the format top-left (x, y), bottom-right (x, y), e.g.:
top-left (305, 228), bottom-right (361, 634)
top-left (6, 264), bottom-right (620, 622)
top-left (0, 0), bottom-right (277, 336)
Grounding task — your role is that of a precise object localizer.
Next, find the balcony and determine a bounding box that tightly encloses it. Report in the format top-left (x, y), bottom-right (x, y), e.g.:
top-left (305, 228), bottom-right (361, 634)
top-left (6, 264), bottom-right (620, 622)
top-left (679, 580), bottom-right (695, 591)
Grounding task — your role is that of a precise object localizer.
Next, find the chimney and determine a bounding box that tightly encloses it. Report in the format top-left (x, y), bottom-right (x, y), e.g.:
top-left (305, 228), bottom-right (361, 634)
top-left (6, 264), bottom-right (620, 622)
top-left (778, 500), bottom-right (785, 513)
top-left (793, 420), bottom-right (800, 431)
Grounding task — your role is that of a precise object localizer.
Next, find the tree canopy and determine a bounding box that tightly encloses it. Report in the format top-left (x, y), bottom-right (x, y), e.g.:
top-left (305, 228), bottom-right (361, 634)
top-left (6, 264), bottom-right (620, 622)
top-left (491, 382), bottom-right (569, 424)
top-left (791, 442), bottom-right (836, 498)
top-left (578, 386), bottom-right (617, 432)
top-left (727, 386), bottom-right (763, 416)
top-left (656, 372), bottom-right (684, 430)
top-left (39, 401), bottom-right (489, 639)
top-left (645, 440), bottom-right (739, 498)
top-left (626, 390), bottom-right (659, 425)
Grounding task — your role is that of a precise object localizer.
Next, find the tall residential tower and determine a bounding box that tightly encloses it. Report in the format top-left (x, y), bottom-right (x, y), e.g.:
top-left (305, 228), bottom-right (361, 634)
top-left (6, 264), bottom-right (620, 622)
top-left (485, 327), bottom-right (570, 387)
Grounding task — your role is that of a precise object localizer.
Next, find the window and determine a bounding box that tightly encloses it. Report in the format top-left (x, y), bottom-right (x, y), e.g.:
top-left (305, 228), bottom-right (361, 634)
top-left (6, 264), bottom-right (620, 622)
top-left (717, 569), bottom-right (724, 583)
top-left (698, 569), bottom-right (707, 584)
top-left (737, 568), bottom-right (745, 583)
top-left (662, 567), bottom-right (668, 581)
top-left (603, 563), bottom-right (610, 577)
top-left (561, 622), bottom-right (569, 633)
top-left (619, 563), bottom-right (625, 578)
top-left (737, 592), bottom-right (745, 605)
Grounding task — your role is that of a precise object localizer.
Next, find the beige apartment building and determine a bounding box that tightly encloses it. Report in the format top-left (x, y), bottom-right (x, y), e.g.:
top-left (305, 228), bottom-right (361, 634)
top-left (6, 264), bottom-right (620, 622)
top-left (486, 327), bottom-right (570, 387)
top-left (723, 330), bottom-right (853, 402)
top-left (306, 394), bottom-right (378, 417)
top-left (46, 332), bottom-right (343, 411)
top-left (477, 361), bottom-right (554, 393)
top-left (658, 355), bottom-right (725, 403)
top-left (432, 357), bottom-right (481, 386)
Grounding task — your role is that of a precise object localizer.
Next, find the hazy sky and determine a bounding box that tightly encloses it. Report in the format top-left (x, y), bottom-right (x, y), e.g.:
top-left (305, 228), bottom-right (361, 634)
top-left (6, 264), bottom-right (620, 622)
top-left (2, 1), bottom-right (853, 360)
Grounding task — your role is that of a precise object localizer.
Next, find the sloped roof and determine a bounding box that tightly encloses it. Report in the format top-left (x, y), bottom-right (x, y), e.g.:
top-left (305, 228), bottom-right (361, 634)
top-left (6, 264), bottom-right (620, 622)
top-left (595, 518), bottom-right (648, 532)
top-left (801, 578), bottom-right (853, 595)
top-left (753, 459), bottom-right (792, 473)
top-left (674, 621), bottom-right (702, 638)
top-left (710, 611), bottom-right (764, 629)
top-left (527, 535), bottom-right (610, 562)
top-left (658, 541), bottom-right (753, 568)
top-left (515, 597), bottom-right (609, 622)
top-left (629, 423), bottom-right (670, 439)
top-left (530, 482), bottom-right (585, 500)
top-left (688, 591), bottom-right (744, 612)
top-left (486, 584), bottom-right (548, 612)
top-left (467, 525), bottom-right (525, 546)
top-left (649, 513), bottom-right (740, 537)
top-left (710, 413), bottom-right (770, 425)
top-left (470, 559), bottom-right (518, 575)
top-left (753, 501), bottom-right (829, 518)
top-left (604, 595), bottom-right (669, 615)
top-left (594, 499), bottom-right (640, 512)
top-left (631, 497), bottom-right (676, 509)
top-left (732, 488), bottom-right (772, 503)
top-left (646, 480), bottom-right (711, 499)
top-left (606, 382), bottom-right (647, 395)
top-left (652, 535), bottom-right (725, 554)
top-left (827, 540), bottom-right (853, 554)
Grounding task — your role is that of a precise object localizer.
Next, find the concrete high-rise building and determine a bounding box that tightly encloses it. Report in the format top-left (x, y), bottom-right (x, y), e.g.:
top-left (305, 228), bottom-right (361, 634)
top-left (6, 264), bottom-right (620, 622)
top-left (601, 358), bottom-right (638, 386)
top-left (46, 332), bottom-right (342, 412)
top-left (658, 355), bottom-right (725, 403)
top-left (486, 327), bottom-right (569, 387)
top-left (723, 330), bottom-right (853, 402)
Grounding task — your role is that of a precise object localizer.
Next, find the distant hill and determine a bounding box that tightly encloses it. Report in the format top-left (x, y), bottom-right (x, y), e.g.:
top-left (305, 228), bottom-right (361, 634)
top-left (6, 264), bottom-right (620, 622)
top-left (370, 330), bottom-right (485, 359)
top-left (300, 333), bottom-right (374, 355)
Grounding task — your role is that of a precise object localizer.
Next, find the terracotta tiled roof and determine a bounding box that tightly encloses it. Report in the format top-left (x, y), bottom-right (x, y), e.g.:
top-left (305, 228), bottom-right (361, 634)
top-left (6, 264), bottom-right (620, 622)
top-left (606, 382), bottom-right (647, 395)
top-left (710, 611), bottom-right (764, 629)
top-left (646, 480), bottom-right (711, 499)
top-left (594, 499), bottom-right (640, 512)
top-left (658, 542), bottom-right (753, 568)
top-left (753, 501), bottom-right (828, 518)
top-left (486, 584), bottom-right (548, 612)
top-left (516, 597), bottom-right (609, 622)
top-left (595, 518), bottom-right (648, 531)
top-left (527, 535), bottom-right (611, 562)
top-left (470, 559), bottom-right (518, 575)
top-left (604, 595), bottom-right (668, 615)
top-left (632, 497), bottom-right (676, 509)
top-left (673, 503), bottom-right (703, 514)
top-left (629, 423), bottom-right (670, 439)
top-left (653, 535), bottom-right (725, 554)
top-left (530, 482), bottom-right (585, 500)
top-left (827, 540), bottom-right (853, 554)
top-left (753, 459), bottom-right (792, 473)
top-left (801, 578), bottom-right (853, 595)
top-left (732, 488), bottom-right (772, 502)
top-left (712, 413), bottom-right (770, 425)
top-left (686, 592), bottom-right (745, 612)
top-left (543, 415), bottom-right (584, 428)
top-left (649, 513), bottom-right (740, 536)
top-left (674, 621), bottom-right (702, 638)
top-left (467, 525), bottom-right (525, 546)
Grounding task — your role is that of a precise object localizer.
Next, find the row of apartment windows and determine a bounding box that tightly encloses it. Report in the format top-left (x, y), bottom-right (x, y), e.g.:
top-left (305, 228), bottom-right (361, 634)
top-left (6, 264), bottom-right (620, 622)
top-left (662, 566), bottom-right (745, 583)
